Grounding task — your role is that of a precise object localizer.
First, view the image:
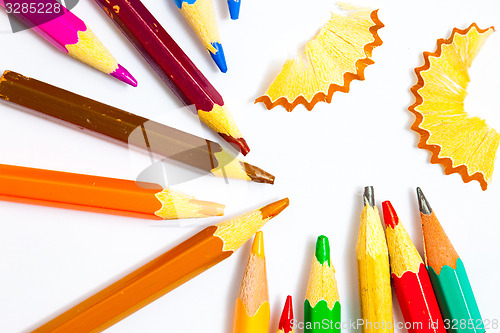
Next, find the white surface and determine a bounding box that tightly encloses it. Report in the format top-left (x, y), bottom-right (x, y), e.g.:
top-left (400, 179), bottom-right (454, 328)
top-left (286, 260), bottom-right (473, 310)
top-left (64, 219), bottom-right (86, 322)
top-left (1, 0), bottom-right (499, 332)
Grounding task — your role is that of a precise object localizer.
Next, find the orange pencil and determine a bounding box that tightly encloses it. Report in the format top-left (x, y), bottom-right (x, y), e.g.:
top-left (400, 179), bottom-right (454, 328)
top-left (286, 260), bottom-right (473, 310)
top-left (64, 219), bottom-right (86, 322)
top-left (233, 231), bottom-right (270, 333)
top-left (32, 198), bottom-right (289, 333)
top-left (0, 164), bottom-right (223, 219)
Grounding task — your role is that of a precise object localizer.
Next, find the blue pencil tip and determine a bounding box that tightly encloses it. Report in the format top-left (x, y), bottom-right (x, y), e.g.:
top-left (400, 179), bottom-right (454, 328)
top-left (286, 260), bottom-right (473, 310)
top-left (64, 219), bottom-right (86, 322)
top-left (210, 42), bottom-right (228, 73)
top-left (228, 0), bottom-right (240, 20)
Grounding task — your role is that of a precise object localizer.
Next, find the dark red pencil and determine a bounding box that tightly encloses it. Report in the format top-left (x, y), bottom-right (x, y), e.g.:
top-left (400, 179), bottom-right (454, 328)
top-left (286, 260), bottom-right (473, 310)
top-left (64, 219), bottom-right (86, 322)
top-left (382, 201), bottom-right (445, 333)
top-left (94, 0), bottom-right (249, 155)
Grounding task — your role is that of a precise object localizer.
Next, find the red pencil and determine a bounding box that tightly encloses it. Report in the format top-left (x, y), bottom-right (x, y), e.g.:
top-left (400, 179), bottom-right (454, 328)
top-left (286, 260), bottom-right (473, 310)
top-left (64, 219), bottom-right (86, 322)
top-left (277, 295), bottom-right (294, 333)
top-left (382, 201), bottom-right (445, 333)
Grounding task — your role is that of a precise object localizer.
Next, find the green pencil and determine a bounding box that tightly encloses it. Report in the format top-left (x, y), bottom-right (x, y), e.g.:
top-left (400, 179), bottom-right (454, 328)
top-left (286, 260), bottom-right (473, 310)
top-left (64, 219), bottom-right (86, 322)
top-left (417, 188), bottom-right (484, 333)
top-left (304, 236), bottom-right (341, 333)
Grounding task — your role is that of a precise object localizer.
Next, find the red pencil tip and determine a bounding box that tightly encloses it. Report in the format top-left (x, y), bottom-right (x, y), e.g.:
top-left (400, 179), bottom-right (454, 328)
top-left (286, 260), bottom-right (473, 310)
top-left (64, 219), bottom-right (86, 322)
top-left (278, 295), bottom-right (294, 332)
top-left (382, 201), bottom-right (399, 229)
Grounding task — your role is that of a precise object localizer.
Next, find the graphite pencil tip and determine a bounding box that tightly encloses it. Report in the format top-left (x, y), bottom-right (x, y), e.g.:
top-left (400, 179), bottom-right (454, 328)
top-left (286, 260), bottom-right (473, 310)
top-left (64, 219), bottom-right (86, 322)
top-left (228, 0), bottom-right (241, 20)
top-left (251, 231), bottom-right (265, 258)
top-left (315, 235), bottom-right (331, 265)
top-left (260, 198), bottom-right (289, 219)
top-left (363, 186), bottom-right (375, 207)
top-left (416, 187), bottom-right (433, 215)
top-left (278, 295), bottom-right (294, 332)
top-left (209, 42), bottom-right (228, 73)
top-left (110, 64), bottom-right (138, 87)
top-left (382, 201), bottom-right (399, 229)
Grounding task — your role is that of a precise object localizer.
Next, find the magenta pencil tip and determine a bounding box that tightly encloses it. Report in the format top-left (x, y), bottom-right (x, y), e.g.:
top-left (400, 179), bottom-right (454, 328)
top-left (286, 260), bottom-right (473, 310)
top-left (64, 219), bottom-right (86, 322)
top-left (111, 64), bottom-right (138, 87)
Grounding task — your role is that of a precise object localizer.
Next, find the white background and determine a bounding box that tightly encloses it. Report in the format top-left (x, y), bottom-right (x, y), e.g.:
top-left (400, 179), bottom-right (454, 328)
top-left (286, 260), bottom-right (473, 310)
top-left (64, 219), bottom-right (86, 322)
top-left (0, 0), bottom-right (499, 332)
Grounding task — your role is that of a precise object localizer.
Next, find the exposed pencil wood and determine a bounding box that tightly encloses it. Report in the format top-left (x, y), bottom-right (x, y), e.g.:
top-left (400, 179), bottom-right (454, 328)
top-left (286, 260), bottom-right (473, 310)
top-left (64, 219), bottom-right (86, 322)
top-left (417, 188), bottom-right (484, 333)
top-left (356, 187), bottom-right (393, 333)
top-left (0, 71), bottom-right (274, 184)
top-left (382, 201), bottom-right (445, 333)
top-left (233, 231), bottom-right (270, 332)
top-left (95, 0), bottom-right (249, 153)
top-left (304, 235), bottom-right (340, 333)
top-left (0, 0), bottom-right (136, 85)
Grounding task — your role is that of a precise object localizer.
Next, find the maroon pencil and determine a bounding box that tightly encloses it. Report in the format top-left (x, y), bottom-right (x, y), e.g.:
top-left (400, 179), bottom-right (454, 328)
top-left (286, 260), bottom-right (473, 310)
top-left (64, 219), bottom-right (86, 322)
top-left (94, 0), bottom-right (250, 155)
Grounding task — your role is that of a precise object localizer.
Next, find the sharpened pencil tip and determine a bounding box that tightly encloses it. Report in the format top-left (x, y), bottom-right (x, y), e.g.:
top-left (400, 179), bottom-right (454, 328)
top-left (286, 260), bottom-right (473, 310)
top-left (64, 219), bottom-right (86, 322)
top-left (111, 64), bottom-right (138, 87)
top-left (228, 0), bottom-right (240, 20)
top-left (220, 134), bottom-right (250, 155)
top-left (210, 43), bottom-right (228, 73)
top-left (382, 201), bottom-right (399, 229)
top-left (278, 295), bottom-right (294, 332)
top-left (260, 198), bottom-right (289, 220)
top-left (251, 231), bottom-right (265, 258)
top-left (416, 187), bottom-right (432, 215)
top-left (363, 186), bottom-right (375, 207)
top-left (315, 235), bottom-right (331, 266)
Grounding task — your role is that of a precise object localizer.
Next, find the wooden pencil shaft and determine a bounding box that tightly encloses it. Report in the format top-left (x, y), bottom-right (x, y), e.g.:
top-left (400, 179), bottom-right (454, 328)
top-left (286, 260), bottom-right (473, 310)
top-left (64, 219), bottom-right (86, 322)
top-left (94, 0), bottom-right (222, 112)
top-left (33, 226), bottom-right (231, 333)
top-left (0, 164), bottom-right (163, 218)
top-left (0, 70), bottom-right (221, 173)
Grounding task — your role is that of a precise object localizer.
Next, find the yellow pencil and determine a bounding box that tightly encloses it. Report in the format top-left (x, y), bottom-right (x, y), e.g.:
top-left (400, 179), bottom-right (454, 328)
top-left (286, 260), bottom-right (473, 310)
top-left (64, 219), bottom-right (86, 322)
top-left (233, 231), bottom-right (270, 332)
top-left (173, 0), bottom-right (227, 72)
top-left (356, 186), bottom-right (393, 333)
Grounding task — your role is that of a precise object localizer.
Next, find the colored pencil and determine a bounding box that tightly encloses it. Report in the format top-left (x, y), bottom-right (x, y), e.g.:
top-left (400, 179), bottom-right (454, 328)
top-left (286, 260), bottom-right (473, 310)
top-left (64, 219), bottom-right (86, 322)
top-left (233, 231), bottom-right (270, 333)
top-left (304, 235), bottom-right (340, 333)
top-left (0, 70), bottom-right (274, 184)
top-left (227, 0), bottom-right (241, 20)
top-left (0, 163), bottom-right (224, 219)
top-left (356, 187), bottom-right (393, 333)
top-left (94, 0), bottom-right (250, 155)
top-left (382, 201), bottom-right (446, 333)
top-left (0, 0), bottom-right (136, 86)
top-left (174, 0), bottom-right (227, 72)
top-left (277, 295), bottom-right (295, 333)
top-left (417, 188), bottom-right (485, 333)
top-left (32, 198), bottom-right (290, 333)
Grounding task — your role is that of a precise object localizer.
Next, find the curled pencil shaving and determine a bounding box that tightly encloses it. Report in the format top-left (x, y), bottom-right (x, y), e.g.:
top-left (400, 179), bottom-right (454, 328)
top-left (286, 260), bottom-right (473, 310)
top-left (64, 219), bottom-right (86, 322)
top-left (255, 3), bottom-right (384, 111)
top-left (409, 23), bottom-right (499, 190)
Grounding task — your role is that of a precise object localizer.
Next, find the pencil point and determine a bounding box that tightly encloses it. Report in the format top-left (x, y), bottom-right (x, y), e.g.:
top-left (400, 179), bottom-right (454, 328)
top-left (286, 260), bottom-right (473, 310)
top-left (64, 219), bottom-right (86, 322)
top-left (416, 187), bottom-right (432, 215)
top-left (260, 198), bottom-right (289, 219)
top-left (315, 235), bottom-right (331, 266)
top-left (382, 201), bottom-right (399, 229)
top-left (210, 42), bottom-right (228, 73)
top-left (278, 295), bottom-right (294, 332)
top-left (251, 231), bottom-right (265, 258)
top-left (219, 134), bottom-right (250, 155)
top-left (241, 161), bottom-right (275, 184)
top-left (111, 64), bottom-right (138, 87)
top-left (228, 0), bottom-right (240, 20)
top-left (363, 186), bottom-right (375, 207)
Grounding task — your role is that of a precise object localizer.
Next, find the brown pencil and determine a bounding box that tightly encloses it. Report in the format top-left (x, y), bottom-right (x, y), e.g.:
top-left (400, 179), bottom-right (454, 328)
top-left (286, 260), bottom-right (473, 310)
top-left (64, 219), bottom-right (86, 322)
top-left (0, 163), bottom-right (223, 219)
